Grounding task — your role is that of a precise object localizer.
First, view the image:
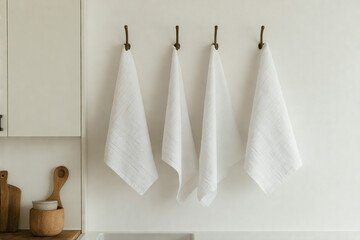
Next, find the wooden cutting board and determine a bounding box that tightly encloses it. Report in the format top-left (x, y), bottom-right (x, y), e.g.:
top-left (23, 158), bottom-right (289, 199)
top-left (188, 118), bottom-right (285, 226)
top-left (0, 171), bottom-right (21, 232)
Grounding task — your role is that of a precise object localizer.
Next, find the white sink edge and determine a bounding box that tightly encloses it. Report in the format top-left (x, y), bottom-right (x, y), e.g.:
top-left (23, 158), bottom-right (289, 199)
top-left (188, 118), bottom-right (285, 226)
top-left (78, 232), bottom-right (194, 240)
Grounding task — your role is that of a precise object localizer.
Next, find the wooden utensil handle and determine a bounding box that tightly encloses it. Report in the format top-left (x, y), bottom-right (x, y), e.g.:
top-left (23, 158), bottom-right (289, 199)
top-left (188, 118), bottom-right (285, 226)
top-left (46, 166), bottom-right (69, 208)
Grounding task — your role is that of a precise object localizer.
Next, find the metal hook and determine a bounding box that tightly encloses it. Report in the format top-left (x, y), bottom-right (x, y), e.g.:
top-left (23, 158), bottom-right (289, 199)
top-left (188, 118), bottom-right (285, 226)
top-left (124, 25), bottom-right (131, 51)
top-left (213, 25), bottom-right (219, 50)
top-left (174, 25), bottom-right (180, 50)
top-left (258, 25), bottom-right (265, 49)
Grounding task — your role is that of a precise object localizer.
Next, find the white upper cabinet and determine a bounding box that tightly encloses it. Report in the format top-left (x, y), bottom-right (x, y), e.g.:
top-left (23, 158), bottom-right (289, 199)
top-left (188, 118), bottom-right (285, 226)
top-left (0, 0), bottom-right (7, 137)
top-left (7, 0), bottom-right (81, 136)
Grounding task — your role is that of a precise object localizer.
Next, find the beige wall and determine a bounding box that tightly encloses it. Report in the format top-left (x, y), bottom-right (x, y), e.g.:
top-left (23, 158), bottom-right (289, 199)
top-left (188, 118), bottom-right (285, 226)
top-left (85, 0), bottom-right (360, 232)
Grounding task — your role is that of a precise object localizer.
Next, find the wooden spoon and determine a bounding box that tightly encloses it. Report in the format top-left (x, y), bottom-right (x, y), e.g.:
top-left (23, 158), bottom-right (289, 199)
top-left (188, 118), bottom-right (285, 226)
top-left (46, 166), bottom-right (69, 208)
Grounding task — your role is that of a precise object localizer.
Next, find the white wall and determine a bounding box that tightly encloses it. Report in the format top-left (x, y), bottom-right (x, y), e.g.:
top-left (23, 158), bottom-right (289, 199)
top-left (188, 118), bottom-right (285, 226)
top-left (85, 0), bottom-right (360, 231)
top-left (0, 138), bottom-right (82, 229)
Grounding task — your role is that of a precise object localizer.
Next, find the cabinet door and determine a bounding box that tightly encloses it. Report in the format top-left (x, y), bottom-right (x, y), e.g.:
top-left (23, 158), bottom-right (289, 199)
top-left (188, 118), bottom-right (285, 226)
top-left (0, 0), bottom-right (7, 137)
top-left (8, 0), bottom-right (81, 136)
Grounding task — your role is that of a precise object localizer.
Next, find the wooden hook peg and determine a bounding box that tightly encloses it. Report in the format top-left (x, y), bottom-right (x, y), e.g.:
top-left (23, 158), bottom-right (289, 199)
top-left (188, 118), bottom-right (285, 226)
top-left (124, 25), bottom-right (131, 51)
top-left (213, 25), bottom-right (219, 50)
top-left (258, 25), bottom-right (265, 49)
top-left (174, 25), bottom-right (180, 50)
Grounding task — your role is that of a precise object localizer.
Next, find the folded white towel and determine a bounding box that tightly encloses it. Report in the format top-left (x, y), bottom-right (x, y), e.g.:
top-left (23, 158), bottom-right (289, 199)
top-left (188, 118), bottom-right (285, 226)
top-left (104, 47), bottom-right (158, 195)
top-left (162, 47), bottom-right (198, 202)
top-left (245, 43), bottom-right (302, 194)
top-left (198, 46), bottom-right (244, 206)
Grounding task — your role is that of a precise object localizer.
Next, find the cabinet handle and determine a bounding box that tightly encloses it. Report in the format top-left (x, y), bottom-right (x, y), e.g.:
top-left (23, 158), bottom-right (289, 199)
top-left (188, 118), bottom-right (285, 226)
top-left (0, 115), bottom-right (3, 131)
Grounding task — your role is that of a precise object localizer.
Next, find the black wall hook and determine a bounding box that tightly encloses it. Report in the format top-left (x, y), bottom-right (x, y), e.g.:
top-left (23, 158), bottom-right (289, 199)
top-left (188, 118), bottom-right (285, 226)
top-left (174, 25), bottom-right (180, 50)
top-left (213, 25), bottom-right (219, 50)
top-left (124, 25), bottom-right (131, 51)
top-left (258, 25), bottom-right (265, 49)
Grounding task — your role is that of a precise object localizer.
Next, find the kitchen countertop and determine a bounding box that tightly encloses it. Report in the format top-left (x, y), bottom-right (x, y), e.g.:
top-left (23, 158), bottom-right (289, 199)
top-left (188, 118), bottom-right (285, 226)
top-left (0, 230), bottom-right (81, 240)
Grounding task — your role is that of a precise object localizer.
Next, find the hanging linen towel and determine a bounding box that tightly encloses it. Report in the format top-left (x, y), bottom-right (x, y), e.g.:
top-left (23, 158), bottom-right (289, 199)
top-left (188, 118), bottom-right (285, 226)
top-left (162, 47), bottom-right (198, 202)
top-left (245, 43), bottom-right (302, 194)
top-left (198, 46), bottom-right (244, 206)
top-left (104, 47), bottom-right (158, 195)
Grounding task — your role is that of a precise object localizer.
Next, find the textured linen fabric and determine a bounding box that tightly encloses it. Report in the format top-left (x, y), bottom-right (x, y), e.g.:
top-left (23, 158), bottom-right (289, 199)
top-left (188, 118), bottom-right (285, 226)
top-left (104, 47), bottom-right (158, 195)
top-left (198, 46), bottom-right (244, 206)
top-left (245, 43), bottom-right (302, 194)
top-left (162, 47), bottom-right (198, 202)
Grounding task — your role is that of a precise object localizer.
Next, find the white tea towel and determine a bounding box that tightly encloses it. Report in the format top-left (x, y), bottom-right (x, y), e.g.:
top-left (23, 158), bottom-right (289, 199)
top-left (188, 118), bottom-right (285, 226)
top-left (162, 47), bottom-right (198, 202)
top-left (104, 47), bottom-right (158, 195)
top-left (198, 46), bottom-right (244, 206)
top-left (245, 43), bottom-right (302, 194)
